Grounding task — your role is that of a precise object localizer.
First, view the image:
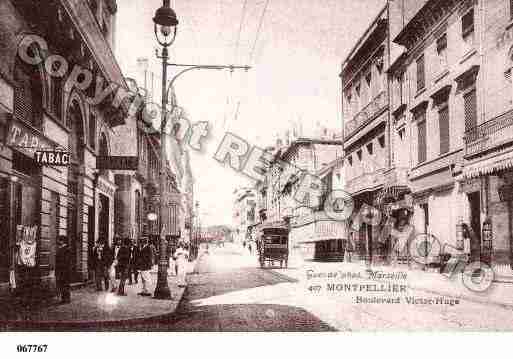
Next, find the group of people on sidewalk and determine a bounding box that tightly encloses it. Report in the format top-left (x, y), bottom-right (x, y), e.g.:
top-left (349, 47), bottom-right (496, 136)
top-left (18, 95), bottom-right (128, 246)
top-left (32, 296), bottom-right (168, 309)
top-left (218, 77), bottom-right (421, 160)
top-left (54, 236), bottom-right (190, 304)
top-left (90, 237), bottom-right (157, 297)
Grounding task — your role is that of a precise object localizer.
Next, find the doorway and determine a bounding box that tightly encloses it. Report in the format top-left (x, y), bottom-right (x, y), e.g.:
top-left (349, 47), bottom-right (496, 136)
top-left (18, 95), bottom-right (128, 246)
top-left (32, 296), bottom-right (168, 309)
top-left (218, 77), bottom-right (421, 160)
top-left (98, 194), bottom-right (110, 244)
top-left (468, 191), bottom-right (482, 262)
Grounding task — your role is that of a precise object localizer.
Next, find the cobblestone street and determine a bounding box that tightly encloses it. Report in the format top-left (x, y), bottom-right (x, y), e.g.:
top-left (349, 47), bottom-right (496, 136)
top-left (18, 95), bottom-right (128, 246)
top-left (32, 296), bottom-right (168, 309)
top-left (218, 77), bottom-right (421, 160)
top-left (102, 245), bottom-right (513, 331)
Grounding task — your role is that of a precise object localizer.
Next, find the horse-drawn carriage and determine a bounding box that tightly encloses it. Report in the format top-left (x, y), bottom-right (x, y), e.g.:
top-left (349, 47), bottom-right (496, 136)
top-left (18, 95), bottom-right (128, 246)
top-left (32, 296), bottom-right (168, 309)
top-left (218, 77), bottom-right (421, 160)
top-left (256, 222), bottom-right (289, 268)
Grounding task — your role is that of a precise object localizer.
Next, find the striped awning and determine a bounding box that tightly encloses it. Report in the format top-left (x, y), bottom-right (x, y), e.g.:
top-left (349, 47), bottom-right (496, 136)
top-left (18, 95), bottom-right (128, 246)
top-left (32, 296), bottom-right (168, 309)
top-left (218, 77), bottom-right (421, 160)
top-left (463, 150), bottom-right (513, 179)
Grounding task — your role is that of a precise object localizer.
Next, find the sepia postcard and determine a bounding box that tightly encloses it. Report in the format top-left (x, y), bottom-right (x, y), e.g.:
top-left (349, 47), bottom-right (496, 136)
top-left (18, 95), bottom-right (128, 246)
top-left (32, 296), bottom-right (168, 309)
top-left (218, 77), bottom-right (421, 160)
top-left (1, 0), bottom-right (513, 345)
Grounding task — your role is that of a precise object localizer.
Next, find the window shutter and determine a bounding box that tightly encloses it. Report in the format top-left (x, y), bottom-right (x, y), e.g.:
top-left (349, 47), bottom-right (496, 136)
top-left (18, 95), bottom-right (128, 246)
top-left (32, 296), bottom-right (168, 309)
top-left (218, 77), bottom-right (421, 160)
top-left (418, 119), bottom-right (427, 163)
top-left (13, 69), bottom-right (33, 124)
top-left (439, 106), bottom-right (450, 154)
top-left (464, 89), bottom-right (477, 132)
top-left (416, 55), bottom-right (425, 91)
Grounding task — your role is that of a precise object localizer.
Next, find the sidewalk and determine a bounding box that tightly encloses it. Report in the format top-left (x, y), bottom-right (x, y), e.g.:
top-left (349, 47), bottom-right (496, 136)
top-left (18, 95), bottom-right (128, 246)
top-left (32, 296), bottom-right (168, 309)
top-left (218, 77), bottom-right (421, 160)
top-left (0, 266), bottom-right (192, 325)
top-left (274, 255), bottom-right (513, 310)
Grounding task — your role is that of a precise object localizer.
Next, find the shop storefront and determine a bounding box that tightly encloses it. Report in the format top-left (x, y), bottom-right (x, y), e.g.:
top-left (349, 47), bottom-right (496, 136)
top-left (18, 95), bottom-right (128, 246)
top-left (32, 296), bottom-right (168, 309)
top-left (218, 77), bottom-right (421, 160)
top-left (291, 212), bottom-right (347, 261)
top-left (0, 116), bottom-right (67, 298)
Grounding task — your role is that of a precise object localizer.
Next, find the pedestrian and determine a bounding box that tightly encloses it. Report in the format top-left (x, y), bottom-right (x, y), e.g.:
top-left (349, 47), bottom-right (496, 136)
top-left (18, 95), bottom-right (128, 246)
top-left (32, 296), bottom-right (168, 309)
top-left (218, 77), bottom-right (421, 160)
top-left (116, 238), bottom-right (130, 296)
top-left (149, 239), bottom-right (157, 271)
top-left (137, 238), bottom-right (153, 296)
top-left (128, 239), bottom-right (139, 284)
top-left (55, 235), bottom-right (71, 304)
top-left (174, 242), bottom-right (189, 287)
top-left (108, 241), bottom-right (119, 293)
top-left (113, 237), bottom-right (121, 279)
top-left (91, 238), bottom-right (112, 291)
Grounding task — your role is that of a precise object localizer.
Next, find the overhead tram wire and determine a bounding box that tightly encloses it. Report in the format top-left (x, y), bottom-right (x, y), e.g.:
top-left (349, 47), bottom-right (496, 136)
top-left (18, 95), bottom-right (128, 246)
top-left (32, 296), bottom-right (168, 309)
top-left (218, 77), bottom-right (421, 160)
top-left (248, 0), bottom-right (270, 64)
top-left (223, 0), bottom-right (249, 132)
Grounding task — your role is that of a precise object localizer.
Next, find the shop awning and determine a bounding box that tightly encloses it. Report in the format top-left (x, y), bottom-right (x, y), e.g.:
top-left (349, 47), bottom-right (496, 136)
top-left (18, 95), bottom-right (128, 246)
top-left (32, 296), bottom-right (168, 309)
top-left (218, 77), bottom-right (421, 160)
top-left (463, 150), bottom-right (513, 179)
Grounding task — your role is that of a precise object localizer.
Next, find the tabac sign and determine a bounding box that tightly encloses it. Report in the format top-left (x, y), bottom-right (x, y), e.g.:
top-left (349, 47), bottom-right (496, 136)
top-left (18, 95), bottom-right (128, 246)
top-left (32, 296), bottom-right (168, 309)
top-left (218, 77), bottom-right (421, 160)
top-left (96, 156), bottom-right (139, 170)
top-left (34, 150), bottom-right (70, 166)
top-left (6, 119), bottom-right (61, 158)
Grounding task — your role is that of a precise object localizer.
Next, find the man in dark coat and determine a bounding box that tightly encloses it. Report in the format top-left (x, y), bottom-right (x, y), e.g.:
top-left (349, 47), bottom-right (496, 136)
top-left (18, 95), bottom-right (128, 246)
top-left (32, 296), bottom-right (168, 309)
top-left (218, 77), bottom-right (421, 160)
top-left (55, 235), bottom-right (71, 304)
top-left (90, 238), bottom-right (113, 291)
top-left (128, 239), bottom-right (139, 285)
top-left (116, 237), bottom-right (131, 296)
top-left (137, 237), bottom-right (153, 296)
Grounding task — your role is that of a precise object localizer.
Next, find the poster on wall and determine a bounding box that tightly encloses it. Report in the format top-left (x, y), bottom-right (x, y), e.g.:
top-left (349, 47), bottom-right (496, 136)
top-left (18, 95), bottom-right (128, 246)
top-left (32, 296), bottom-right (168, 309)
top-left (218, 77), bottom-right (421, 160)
top-left (15, 225), bottom-right (37, 268)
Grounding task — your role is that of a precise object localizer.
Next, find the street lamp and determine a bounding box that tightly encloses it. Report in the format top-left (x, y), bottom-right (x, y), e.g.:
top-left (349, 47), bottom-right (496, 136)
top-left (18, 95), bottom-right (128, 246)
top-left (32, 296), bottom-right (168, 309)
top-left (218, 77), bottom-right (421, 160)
top-left (153, 0), bottom-right (178, 300)
top-left (152, 1), bottom-right (250, 299)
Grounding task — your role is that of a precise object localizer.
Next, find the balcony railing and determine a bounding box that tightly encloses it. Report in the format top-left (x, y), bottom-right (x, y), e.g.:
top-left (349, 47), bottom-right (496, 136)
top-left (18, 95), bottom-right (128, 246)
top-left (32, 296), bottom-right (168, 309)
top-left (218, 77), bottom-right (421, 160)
top-left (464, 109), bottom-right (513, 157)
top-left (344, 91), bottom-right (387, 141)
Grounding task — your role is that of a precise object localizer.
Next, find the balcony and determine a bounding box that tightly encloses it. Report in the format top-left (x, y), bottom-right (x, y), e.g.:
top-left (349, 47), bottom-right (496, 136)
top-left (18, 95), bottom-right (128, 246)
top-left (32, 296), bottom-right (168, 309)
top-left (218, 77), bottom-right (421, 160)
top-left (345, 168), bottom-right (386, 195)
top-left (384, 167), bottom-right (409, 187)
top-left (464, 109), bottom-right (513, 157)
top-left (344, 91), bottom-right (388, 141)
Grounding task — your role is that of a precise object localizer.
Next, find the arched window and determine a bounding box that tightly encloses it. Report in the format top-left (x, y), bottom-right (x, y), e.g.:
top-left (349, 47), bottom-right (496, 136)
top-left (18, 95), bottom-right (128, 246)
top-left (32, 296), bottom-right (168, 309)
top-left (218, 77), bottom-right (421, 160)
top-left (67, 100), bottom-right (85, 165)
top-left (99, 132), bottom-right (109, 177)
top-left (13, 56), bottom-right (43, 128)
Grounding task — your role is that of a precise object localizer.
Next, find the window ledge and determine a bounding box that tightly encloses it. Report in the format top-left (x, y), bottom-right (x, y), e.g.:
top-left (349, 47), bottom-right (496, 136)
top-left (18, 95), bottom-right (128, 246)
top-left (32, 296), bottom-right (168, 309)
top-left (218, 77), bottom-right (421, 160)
top-left (414, 87), bottom-right (426, 99)
top-left (434, 69), bottom-right (450, 84)
top-left (459, 48), bottom-right (477, 65)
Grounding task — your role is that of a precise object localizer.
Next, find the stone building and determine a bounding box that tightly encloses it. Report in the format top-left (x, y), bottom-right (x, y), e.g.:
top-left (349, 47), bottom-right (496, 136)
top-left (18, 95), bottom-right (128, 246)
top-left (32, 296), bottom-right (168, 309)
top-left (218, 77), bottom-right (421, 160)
top-left (0, 0), bottom-right (130, 295)
top-left (341, 5), bottom-right (396, 262)
top-left (342, 0), bottom-right (513, 278)
top-left (256, 136), bottom-right (345, 260)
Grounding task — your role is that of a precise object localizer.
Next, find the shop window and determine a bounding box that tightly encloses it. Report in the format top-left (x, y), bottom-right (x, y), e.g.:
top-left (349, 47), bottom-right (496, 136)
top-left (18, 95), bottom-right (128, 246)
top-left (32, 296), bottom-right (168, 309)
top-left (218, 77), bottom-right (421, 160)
top-left (462, 8), bottom-right (475, 45)
top-left (464, 89), bottom-right (477, 132)
top-left (439, 105), bottom-right (450, 154)
top-left (416, 54), bottom-right (425, 92)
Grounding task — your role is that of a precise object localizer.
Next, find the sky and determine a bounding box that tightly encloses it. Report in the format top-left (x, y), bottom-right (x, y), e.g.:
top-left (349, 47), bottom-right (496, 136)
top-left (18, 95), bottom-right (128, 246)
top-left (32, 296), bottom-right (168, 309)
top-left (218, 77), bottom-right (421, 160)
top-left (115, 0), bottom-right (386, 227)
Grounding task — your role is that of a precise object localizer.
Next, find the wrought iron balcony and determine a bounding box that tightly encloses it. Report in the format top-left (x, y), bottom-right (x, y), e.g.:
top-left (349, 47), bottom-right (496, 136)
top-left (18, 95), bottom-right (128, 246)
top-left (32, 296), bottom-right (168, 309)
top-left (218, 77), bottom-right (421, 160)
top-left (344, 91), bottom-right (388, 141)
top-left (464, 109), bottom-right (513, 157)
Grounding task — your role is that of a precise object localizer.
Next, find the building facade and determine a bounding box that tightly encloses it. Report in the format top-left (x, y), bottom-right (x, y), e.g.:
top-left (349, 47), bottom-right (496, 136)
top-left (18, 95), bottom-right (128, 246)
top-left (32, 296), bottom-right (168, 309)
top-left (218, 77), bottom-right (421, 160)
top-left (233, 187), bottom-right (257, 245)
top-left (0, 0), bottom-right (130, 296)
top-left (342, 0), bottom-right (513, 278)
top-left (256, 137), bottom-right (345, 260)
top-left (341, 5), bottom-right (397, 263)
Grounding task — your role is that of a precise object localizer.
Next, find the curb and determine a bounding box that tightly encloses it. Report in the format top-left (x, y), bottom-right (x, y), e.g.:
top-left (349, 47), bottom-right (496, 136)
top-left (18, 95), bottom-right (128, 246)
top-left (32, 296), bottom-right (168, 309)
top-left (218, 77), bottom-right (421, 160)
top-left (0, 283), bottom-right (189, 329)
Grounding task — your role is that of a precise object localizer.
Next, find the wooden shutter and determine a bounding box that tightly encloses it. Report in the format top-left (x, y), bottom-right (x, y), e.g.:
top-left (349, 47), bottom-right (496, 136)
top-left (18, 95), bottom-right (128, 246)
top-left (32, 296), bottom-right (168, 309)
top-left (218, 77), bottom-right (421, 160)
top-left (439, 106), bottom-right (450, 154)
top-left (13, 68), bottom-right (33, 124)
top-left (417, 118), bottom-right (427, 163)
top-left (464, 89), bottom-right (477, 132)
top-left (416, 55), bottom-right (425, 91)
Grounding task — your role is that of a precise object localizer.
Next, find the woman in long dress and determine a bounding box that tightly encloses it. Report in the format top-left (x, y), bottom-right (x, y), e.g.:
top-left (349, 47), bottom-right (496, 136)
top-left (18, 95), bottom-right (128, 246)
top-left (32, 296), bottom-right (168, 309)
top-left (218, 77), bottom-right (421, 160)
top-left (174, 243), bottom-right (189, 287)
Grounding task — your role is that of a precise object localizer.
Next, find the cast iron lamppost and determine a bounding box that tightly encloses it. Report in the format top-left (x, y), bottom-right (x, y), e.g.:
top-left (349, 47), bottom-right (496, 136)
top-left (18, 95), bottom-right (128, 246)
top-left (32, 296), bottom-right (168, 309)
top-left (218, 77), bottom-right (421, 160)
top-left (152, 0), bottom-right (250, 299)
